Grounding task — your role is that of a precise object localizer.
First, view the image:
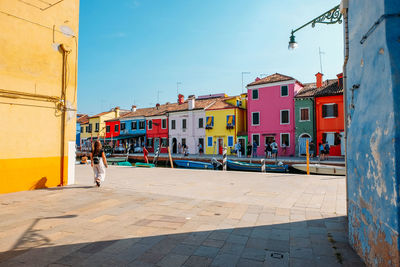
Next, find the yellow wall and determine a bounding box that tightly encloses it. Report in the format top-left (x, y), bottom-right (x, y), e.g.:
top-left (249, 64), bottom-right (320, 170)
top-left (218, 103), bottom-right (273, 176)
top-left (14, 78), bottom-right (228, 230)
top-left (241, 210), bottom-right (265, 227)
top-left (80, 110), bottom-right (119, 140)
top-left (205, 108), bottom-right (246, 155)
top-left (0, 0), bottom-right (80, 193)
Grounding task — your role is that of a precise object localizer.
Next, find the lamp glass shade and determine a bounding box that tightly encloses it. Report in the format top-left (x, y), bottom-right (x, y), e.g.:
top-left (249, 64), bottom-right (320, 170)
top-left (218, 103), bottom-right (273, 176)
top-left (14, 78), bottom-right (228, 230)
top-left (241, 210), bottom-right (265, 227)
top-left (288, 34), bottom-right (298, 50)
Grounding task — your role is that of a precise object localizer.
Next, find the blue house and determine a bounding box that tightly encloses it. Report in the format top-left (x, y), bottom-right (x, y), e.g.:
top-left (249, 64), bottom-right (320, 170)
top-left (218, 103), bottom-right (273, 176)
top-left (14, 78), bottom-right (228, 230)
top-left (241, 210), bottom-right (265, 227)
top-left (76, 114), bottom-right (88, 147)
top-left (119, 106), bottom-right (149, 152)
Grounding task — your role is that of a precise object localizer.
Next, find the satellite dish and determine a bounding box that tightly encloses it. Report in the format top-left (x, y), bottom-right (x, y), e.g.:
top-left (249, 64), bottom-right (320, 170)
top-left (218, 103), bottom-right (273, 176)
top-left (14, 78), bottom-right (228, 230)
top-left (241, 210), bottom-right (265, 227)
top-left (52, 43), bottom-right (60, 51)
top-left (59, 25), bottom-right (75, 37)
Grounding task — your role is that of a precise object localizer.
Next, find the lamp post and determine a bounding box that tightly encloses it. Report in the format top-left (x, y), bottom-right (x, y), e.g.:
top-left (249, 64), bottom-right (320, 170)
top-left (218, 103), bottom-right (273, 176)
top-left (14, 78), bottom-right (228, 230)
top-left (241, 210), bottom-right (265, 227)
top-left (241, 72), bottom-right (250, 93)
top-left (288, 4), bottom-right (343, 50)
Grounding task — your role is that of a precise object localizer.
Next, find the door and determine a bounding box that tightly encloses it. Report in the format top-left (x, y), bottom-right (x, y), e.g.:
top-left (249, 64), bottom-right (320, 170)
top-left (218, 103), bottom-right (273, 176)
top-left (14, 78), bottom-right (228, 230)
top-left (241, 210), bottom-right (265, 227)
top-left (198, 138), bottom-right (204, 153)
top-left (238, 138), bottom-right (246, 155)
top-left (172, 138), bottom-right (177, 153)
top-left (154, 138), bottom-right (160, 152)
top-left (218, 138), bottom-right (223, 155)
top-left (340, 132), bottom-right (345, 156)
top-left (298, 134), bottom-right (311, 156)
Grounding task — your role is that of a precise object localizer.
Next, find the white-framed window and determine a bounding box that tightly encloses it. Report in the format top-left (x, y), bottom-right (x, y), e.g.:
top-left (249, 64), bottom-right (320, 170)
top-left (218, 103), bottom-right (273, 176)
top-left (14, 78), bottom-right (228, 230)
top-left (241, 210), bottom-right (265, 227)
top-left (171, 120), bottom-right (176, 130)
top-left (207, 136), bottom-right (213, 147)
top-left (147, 138), bottom-right (153, 147)
top-left (198, 118), bottom-right (204, 128)
top-left (139, 120), bottom-right (145, 130)
top-left (252, 112), bottom-right (260, 126)
top-left (182, 119), bottom-right (187, 129)
top-left (148, 120), bottom-right (153, 130)
top-left (161, 119), bottom-right (167, 129)
top-left (299, 107), bottom-right (310, 121)
top-left (252, 89), bottom-right (259, 100)
top-left (227, 136), bottom-right (234, 147)
top-left (280, 133), bottom-right (290, 147)
top-left (281, 85), bottom-right (289, 97)
top-left (95, 123), bottom-right (99, 132)
top-left (252, 134), bottom-right (260, 146)
top-left (106, 125), bottom-right (110, 133)
top-left (121, 123), bottom-right (126, 131)
top-left (280, 110), bottom-right (290, 125)
top-left (114, 124), bottom-right (119, 132)
top-left (322, 103), bottom-right (338, 118)
top-left (131, 121), bottom-right (137, 130)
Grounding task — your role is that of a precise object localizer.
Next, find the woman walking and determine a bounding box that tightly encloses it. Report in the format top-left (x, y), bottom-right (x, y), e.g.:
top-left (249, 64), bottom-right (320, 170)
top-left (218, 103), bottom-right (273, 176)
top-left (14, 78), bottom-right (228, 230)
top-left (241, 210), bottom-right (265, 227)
top-left (90, 140), bottom-right (108, 187)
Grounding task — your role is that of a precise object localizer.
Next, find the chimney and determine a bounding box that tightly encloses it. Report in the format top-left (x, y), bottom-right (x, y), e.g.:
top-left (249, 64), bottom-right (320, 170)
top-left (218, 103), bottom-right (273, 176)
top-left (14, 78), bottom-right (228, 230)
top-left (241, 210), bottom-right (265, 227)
top-left (156, 103), bottom-right (160, 110)
top-left (255, 77), bottom-right (261, 81)
top-left (315, 72), bottom-right (323, 88)
top-left (337, 73), bottom-right (343, 88)
top-left (188, 95), bottom-right (195, 110)
top-left (114, 106), bottom-right (120, 117)
top-left (178, 94), bottom-right (184, 105)
top-left (131, 105), bottom-right (137, 112)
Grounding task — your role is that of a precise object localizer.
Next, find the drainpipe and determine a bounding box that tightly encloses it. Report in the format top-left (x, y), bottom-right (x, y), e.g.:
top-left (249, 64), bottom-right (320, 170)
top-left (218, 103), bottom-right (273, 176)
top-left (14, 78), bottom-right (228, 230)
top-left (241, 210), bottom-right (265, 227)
top-left (341, 1), bottom-right (349, 216)
top-left (59, 44), bottom-right (71, 186)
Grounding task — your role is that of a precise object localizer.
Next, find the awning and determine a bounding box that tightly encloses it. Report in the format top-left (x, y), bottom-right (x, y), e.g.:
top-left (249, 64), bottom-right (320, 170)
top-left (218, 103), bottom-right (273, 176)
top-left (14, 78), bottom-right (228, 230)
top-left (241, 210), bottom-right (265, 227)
top-left (103, 133), bottom-right (145, 141)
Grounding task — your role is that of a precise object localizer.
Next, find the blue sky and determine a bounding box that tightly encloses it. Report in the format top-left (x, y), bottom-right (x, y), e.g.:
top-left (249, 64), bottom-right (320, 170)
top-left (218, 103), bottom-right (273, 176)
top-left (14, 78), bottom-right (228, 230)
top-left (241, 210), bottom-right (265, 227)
top-left (78, 0), bottom-right (343, 115)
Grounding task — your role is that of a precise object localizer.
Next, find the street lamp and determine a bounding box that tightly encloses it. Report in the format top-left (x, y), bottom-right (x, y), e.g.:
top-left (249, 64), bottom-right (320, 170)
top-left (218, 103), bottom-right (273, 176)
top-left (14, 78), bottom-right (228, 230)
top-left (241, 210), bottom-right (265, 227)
top-left (288, 4), bottom-right (342, 50)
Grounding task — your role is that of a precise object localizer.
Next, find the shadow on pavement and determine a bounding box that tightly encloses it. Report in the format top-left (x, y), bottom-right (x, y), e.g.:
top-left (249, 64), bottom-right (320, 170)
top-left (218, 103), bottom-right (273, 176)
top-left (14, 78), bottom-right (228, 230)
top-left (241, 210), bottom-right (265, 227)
top-left (0, 216), bottom-right (364, 266)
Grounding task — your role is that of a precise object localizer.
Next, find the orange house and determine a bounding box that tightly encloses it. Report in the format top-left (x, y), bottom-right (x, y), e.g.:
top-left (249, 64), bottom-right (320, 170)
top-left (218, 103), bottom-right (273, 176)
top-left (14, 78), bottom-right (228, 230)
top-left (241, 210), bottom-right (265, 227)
top-left (315, 73), bottom-right (344, 157)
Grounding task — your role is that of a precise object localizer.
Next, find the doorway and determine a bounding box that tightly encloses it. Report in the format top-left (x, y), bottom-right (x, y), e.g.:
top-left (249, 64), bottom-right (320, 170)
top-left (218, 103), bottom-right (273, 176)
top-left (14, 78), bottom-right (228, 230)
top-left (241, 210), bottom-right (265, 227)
top-left (298, 134), bottom-right (311, 156)
top-left (154, 138), bottom-right (160, 152)
top-left (238, 138), bottom-right (246, 156)
top-left (218, 138), bottom-right (223, 155)
top-left (198, 138), bottom-right (204, 154)
top-left (172, 138), bottom-right (177, 154)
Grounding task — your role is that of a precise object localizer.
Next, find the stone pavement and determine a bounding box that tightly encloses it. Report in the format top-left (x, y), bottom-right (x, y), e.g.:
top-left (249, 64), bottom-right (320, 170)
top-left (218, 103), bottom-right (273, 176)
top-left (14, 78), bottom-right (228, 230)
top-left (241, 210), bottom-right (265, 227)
top-left (0, 166), bottom-right (364, 266)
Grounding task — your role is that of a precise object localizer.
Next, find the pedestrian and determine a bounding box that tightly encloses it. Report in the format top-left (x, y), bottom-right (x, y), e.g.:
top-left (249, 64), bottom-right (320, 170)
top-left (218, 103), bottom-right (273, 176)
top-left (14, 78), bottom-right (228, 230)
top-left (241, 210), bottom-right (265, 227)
top-left (247, 142), bottom-right (252, 158)
top-left (319, 142), bottom-right (325, 160)
top-left (143, 144), bottom-right (149, 163)
top-left (178, 142), bottom-right (182, 154)
top-left (271, 139), bottom-right (278, 160)
top-left (265, 142), bottom-right (272, 158)
top-left (324, 141), bottom-right (330, 160)
top-left (237, 142), bottom-right (242, 158)
top-left (90, 140), bottom-right (108, 187)
top-left (198, 143), bottom-right (203, 155)
top-left (281, 142), bottom-right (287, 155)
top-left (309, 141), bottom-right (315, 158)
top-left (252, 140), bottom-right (258, 158)
top-left (184, 144), bottom-right (189, 156)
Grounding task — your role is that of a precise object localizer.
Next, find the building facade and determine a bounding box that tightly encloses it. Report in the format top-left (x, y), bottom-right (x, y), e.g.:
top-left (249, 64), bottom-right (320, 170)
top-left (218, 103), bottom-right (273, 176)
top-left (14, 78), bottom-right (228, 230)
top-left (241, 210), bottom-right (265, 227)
top-left (0, 0), bottom-right (80, 193)
top-left (119, 108), bottom-right (148, 151)
top-left (76, 114), bottom-right (88, 147)
top-left (247, 73), bottom-right (303, 157)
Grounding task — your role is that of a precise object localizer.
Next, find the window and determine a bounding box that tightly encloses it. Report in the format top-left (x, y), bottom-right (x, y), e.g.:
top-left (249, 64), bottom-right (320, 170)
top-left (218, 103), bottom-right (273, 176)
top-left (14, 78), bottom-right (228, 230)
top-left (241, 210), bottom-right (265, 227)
top-left (280, 110), bottom-right (289, 124)
top-left (95, 123), bottom-right (99, 132)
top-left (80, 126), bottom-right (84, 133)
top-left (206, 116), bottom-right (214, 129)
top-left (252, 112), bottom-right (260, 125)
top-left (322, 104), bottom-right (338, 118)
top-left (228, 136), bottom-right (234, 147)
top-left (226, 115), bottom-right (235, 129)
top-left (131, 121), bottom-right (137, 130)
top-left (199, 138), bottom-right (204, 147)
top-left (300, 108), bottom-right (310, 121)
top-left (147, 138), bottom-right (153, 147)
top-left (281, 85), bottom-right (289, 97)
top-left (161, 138), bottom-right (168, 147)
top-left (252, 134), bottom-right (260, 146)
top-left (148, 120), bottom-right (153, 130)
top-left (252, 89), bottom-right (259, 100)
top-left (121, 123), bottom-right (126, 131)
top-left (106, 125), bottom-right (110, 133)
top-left (182, 119), bottom-right (187, 129)
top-left (88, 124), bottom-right (92, 133)
top-left (86, 126), bottom-right (89, 133)
top-left (281, 133), bottom-right (290, 147)
top-left (114, 124), bottom-right (119, 132)
top-left (182, 138), bottom-right (186, 146)
top-left (171, 120), bottom-right (176, 130)
top-left (139, 120), bottom-right (145, 130)
top-left (207, 136), bottom-right (213, 147)
top-left (162, 119), bottom-right (167, 129)
top-left (198, 118), bottom-right (204, 128)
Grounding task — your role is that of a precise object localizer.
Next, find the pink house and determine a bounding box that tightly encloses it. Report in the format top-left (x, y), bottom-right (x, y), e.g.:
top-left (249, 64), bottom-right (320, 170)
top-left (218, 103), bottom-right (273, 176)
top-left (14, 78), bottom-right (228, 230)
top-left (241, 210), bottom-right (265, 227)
top-left (246, 73), bottom-right (303, 157)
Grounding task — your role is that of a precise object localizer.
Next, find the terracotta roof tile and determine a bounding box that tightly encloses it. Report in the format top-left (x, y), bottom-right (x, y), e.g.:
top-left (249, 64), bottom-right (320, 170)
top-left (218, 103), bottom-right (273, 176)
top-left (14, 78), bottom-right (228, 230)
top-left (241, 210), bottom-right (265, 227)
top-left (295, 83), bottom-right (317, 98)
top-left (315, 79), bottom-right (343, 97)
top-left (77, 114), bottom-right (89, 124)
top-left (205, 97), bottom-right (239, 110)
top-left (247, 73), bottom-right (296, 87)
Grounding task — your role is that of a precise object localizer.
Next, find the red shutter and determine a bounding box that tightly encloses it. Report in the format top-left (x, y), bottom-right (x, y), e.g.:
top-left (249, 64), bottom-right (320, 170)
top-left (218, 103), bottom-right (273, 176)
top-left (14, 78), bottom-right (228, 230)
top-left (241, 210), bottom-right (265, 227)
top-left (322, 105), bottom-right (327, 118)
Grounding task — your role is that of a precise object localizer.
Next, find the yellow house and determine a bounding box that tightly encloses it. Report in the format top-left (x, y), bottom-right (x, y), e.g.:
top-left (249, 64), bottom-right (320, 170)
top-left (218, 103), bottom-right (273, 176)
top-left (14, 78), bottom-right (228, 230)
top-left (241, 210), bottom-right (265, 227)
top-left (80, 108), bottom-right (120, 141)
top-left (205, 94), bottom-right (247, 155)
top-left (0, 1), bottom-right (80, 193)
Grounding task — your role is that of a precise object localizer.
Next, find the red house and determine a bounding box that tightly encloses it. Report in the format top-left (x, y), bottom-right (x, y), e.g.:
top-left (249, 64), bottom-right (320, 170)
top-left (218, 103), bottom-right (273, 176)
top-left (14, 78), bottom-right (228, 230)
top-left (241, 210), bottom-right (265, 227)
top-left (315, 73), bottom-right (344, 157)
top-left (105, 119), bottom-right (120, 146)
top-left (146, 106), bottom-right (169, 153)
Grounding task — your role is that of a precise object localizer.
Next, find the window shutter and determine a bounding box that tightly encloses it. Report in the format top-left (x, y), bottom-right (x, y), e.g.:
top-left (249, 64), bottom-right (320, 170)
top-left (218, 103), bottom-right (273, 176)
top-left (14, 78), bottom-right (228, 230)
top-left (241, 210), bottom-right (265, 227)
top-left (322, 105), bottom-right (327, 118)
top-left (334, 104), bottom-right (338, 117)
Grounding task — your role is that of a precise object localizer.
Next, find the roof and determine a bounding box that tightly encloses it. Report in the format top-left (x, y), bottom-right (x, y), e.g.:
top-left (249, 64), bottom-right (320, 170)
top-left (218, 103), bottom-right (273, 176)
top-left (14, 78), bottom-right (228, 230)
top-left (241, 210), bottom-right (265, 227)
top-left (295, 83), bottom-right (318, 98)
top-left (89, 110), bottom-right (113, 119)
top-left (77, 114), bottom-right (89, 124)
top-left (205, 97), bottom-right (240, 110)
top-left (247, 73), bottom-right (296, 87)
top-left (314, 79), bottom-right (343, 97)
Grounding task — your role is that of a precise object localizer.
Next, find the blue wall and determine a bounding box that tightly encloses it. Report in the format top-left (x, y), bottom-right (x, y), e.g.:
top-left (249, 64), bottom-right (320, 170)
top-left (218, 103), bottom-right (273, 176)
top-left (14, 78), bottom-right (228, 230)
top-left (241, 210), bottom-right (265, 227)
top-left (120, 118), bottom-right (146, 137)
top-left (76, 122), bottom-right (80, 146)
top-left (346, 0), bottom-right (400, 265)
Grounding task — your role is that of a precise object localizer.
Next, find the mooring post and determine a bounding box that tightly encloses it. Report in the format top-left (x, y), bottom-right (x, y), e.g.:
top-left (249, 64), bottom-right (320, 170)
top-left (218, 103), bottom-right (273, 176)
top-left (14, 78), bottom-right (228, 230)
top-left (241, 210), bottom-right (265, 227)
top-left (223, 146), bottom-right (227, 171)
top-left (261, 159), bottom-right (266, 172)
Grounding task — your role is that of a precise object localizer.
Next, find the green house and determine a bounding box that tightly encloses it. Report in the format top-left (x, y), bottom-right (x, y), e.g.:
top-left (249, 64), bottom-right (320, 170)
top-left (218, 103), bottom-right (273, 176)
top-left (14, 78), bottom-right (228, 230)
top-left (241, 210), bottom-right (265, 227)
top-left (294, 83), bottom-right (318, 156)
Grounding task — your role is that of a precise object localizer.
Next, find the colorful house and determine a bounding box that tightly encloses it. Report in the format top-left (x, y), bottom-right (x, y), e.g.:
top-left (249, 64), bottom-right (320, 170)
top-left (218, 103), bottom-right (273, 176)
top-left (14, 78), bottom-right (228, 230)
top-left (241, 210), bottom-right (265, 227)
top-left (0, 0), bottom-right (80, 193)
top-left (315, 73), bottom-right (344, 157)
top-left (168, 95), bottom-right (220, 155)
top-left (246, 73), bottom-right (303, 157)
top-left (76, 114), bottom-right (89, 147)
top-left (145, 104), bottom-right (171, 154)
top-left (118, 106), bottom-right (150, 151)
top-left (105, 118), bottom-right (121, 142)
top-left (80, 107), bottom-right (121, 142)
top-left (294, 82), bottom-right (317, 156)
top-left (204, 94), bottom-right (247, 155)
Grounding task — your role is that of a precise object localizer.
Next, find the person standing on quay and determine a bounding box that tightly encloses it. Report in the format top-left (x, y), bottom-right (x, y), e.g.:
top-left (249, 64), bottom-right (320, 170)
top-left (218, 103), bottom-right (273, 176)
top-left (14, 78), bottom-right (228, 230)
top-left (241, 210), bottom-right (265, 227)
top-left (90, 140), bottom-right (108, 187)
top-left (143, 144), bottom-right (149, 163)
top-left (271, 139), bottom-right (278, 160)
top-left (252, 140), bottom-right (258, 158)
top-left (247, 142), bottom-right (252, 158)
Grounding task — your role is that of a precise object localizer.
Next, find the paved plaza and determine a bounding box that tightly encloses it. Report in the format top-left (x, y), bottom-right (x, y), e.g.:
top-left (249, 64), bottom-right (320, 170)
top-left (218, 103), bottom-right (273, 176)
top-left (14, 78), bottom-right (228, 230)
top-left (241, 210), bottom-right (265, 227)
top-left (0, 166), bottom-right (364, 266)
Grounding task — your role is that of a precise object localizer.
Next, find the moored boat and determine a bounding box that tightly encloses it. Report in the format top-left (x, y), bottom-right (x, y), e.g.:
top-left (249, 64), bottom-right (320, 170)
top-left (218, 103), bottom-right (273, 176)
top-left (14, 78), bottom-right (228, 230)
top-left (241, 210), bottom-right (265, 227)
top-left (174, 160), bottom-right (214, 170)
top-left (226, 160), bottom-right (288, 173)
top-left (291, 164), bottom-right (345, 176)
